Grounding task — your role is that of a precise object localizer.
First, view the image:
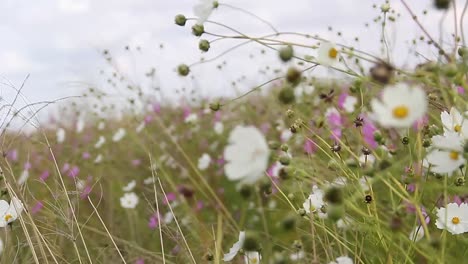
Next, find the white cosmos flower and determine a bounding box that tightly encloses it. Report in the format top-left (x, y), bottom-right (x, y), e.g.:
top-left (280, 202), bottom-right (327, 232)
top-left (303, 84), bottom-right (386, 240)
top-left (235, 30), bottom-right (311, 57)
top-left (143, 177), bottom-right (155, 185)
top-left (17, 169), bottom-right (30, 185)
top-left (435, 202), bottom-right (468, 235)
top-left (193, 0), bottom-right (217, 24)
top-left (95, 136), bottom-right (106, 148)
top-left (184, 113), bottom-right (198, 124)
top-left (426, 132), bottom-right (465, 175)
top-left (76, 179), bottom-right (85, 191)
top-left (336, 216), bottom-right (354, 230)
top-left (163, 212), bottom-right (174, 224)
top-left (330, 256), bottom-right (354, 264)
top-left (198, 153), bottom-right (211, 170)
top-left (280, 129), bottom-right (293, 142)
top-left (224, 126), bottom-right (270, 184)
top-left (342, 95), bottom-right (357, 113)
top-left (409, 226), bottom-right (424, 242)
top-left (56, 128), bottom-right (66, 143)
top-left (303, 185), bottom-right (326, 217)
top-left (0, 197), bottom-right (24, 227)
top-left (97, 121), bottom-right (105, 130)
top-left (122, 180), bottom-right (136, 192)
top-left (112, 128), bottom-right (126, 142)
top-left (370, 83), bottom-right (427, 128)
top-left (441, 107), bottom-right (468, 137)
top-left (136, 122), bottom-right (145, 133)
top-left (120, 192), bottom-right (139, 209)
top-left (94, 154), bottom-right (103, 164)
top-left (76, 118), bottom-right (85, 133)
top-left (294, 84), bottom-right (315, 101)
top-left (244, 251), bottom-right (261, 264)
top-left (223, 231), bottom-right (245, 261)
top-left (317, 42), bottom-right (339, 67)
top-left (214, 121), bottom-right (224, 135)
top-left (358, 154), bottom-right (375, 167)
top-left (358, 176), bottom-right (371, 192)
top-left (290, 250), bottom-right (305, 261)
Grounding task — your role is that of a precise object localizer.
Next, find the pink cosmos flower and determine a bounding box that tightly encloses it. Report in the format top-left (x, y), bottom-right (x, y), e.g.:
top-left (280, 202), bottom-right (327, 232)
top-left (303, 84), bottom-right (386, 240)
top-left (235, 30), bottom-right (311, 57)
top-left (163, 193), bottom-right (177, 205)
top-left (304, 138), bottom-right (318, 154)
top-left (7, 149), bottom-right (18, 162)
top-left (362, 116), bottom-right (378, 149)
top-left (82, 152), bottom-right (91, 160)
top-left (325, 108), bottom-right (342, 141)
top-left (40, 170), bottom-right (50, 182)
top-left (31, 201), bottom-right (44, 214)
top-left (67, 166), bottom-right (80, 178)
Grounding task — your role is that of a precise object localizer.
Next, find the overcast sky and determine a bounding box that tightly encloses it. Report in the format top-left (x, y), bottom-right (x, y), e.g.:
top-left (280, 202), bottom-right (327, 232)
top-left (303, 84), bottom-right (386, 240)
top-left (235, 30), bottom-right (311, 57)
top-left (0, 0), bottom-right (465, 111)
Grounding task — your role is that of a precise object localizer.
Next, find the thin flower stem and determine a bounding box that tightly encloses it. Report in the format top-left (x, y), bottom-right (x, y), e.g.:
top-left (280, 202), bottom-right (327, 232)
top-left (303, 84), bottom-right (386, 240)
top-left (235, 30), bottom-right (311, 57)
top-left (87, 197), bottom-right (127, 263)
top-left (156, 177), bottom-right (197, 264)
top-left (400, 0), bottom-right (451, 61)
top-left (149, 155), bottom-right (166, 264)
top-left (219, 3), bottom-right (279, 34)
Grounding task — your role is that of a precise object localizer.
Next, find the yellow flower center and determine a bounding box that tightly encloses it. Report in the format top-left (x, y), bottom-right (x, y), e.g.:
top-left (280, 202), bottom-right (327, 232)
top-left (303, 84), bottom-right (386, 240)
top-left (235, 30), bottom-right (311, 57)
top-left (4, 214), bottom-right (12, 222)
top-left (392, 106), bottom-right (409, 119)
top-left (251, 258), bottom-right (258, 264)
top-left (454, 124), bottom-right (461, 133)
top-left (452, 217), bottom-right (460, 224)
top-left (328, 48), bottom-right (338, 59)
top-left (449, 151), bottom-right (459, 160)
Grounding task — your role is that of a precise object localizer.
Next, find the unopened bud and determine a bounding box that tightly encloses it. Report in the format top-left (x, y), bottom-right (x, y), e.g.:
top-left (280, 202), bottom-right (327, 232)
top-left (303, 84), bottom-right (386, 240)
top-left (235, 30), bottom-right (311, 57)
top-left (199, 39), bottom-right (210, 52)
top-left (191, 24), bottom-right (205, 37)
top-left (174, 14), bottom-right (187, 26)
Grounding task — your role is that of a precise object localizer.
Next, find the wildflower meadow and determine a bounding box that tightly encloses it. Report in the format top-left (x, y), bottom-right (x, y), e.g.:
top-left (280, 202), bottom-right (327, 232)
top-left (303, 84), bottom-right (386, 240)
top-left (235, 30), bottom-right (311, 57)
top-left (1, 0), bottom-right (468, 263)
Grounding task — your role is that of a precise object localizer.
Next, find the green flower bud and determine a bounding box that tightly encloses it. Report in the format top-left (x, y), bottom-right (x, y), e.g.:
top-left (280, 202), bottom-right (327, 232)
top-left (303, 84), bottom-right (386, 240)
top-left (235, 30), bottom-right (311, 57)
top-left (177, 64), bottom-right (190, 76)
top-left (292, 240), bottom-right (303, 250)
top-left (458, 47), bottom-right (468, 58)
top-left (381, 3), bottom-right (390, 12)
top-left (281, 215), bottom-right (296, 230)
top-left (379, 160), bottom-right (392, 170)
top-left (455, 177), bottom-right (465, 186)
top-left (278, 86), bottom-right (295, 104)
top-left (287, 193), bottom-right (295, 201)
top-left (209, 102), bottom-right (221, 111)
top-left (269, 141), bottom-right (280, 150)
top-left (174, 14), bottom-right (187, 26)
top-left (286, 67), bottom-right (301, 85)
top-left (204, 253), bottom-right (214, 261)
top-left (434, 0), bottom-right (450, 9)
top-left (423, 138), bottom-right (431, 148)
top-left (280, 144), bottom-right (289, 152)
top-left (297, 208), bottom-right (307, 216)
top-left (259, 178), bottom-right (272, 194)
top-left (213, 1), bottom-right (219, 8)
top-left (324, 187), bottom-right (343, 205)
top-left (373, 130), bottom-right (383, 144)
top-left (442, 63), bottom-right (458, 78)
top-left (199, 39), bottom-right (210, 52)
top-left (279, 45), bottom-right (294, 62)
top-left (286, 109), bottom-right (295, 118)
top-left (191, 24), bottom-right (205, 37)
top-left (401, 136), bottom-right (409, 145)
top-left (279, 154), bottom-right (291, 165)
top-left (243, 233), bottom-right (260, 251)
top-left (279, 167), bottom-right (290, 180)
top-left (239, 185), bottom-right (252, 199)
